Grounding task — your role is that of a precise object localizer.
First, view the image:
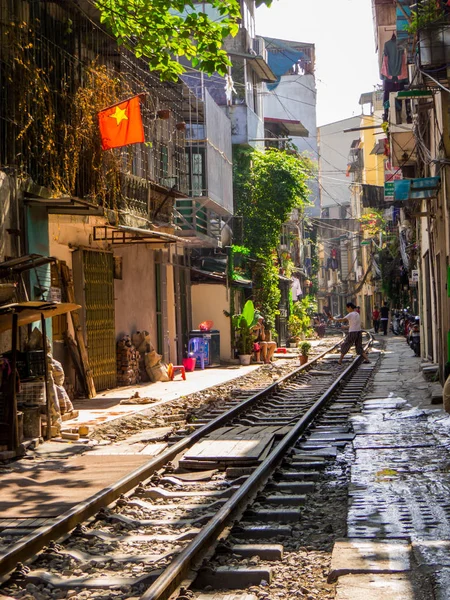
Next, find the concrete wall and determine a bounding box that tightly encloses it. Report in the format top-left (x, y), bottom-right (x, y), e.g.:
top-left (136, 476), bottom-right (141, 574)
top-left (114, 245), bottom-right (158, 346)
top-left (191, 283), bottom-right (232, 361)
top-left (48, 214), bottom-right (163, 356)
top-left (229, 104), bottom-right (264, 149)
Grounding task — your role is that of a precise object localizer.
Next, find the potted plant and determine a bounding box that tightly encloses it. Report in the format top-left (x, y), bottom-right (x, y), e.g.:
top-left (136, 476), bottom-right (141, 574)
top-left (233, 300), bottom-right (257, 365)
top-left (287, 314), bottom-right (303, 348)
top-left (299, 341), bottom-right (311, 366)
top-left (407, 0), bottom-right (448, 36)
top-left (407, 0), bottom-right (449, 66)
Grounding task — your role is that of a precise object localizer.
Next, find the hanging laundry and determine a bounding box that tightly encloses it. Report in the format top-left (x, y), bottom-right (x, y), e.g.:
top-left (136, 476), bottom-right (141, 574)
top-left (291, 277), bottom-right (302, 301)
top-left (224, 75), bottom-right (236, 106)
top-left (381, 38), bottom-right (408, 81)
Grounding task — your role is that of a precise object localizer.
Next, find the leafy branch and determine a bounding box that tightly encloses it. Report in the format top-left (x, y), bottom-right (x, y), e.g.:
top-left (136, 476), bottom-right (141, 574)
top-left (95, 0), bottom-right (272, 81)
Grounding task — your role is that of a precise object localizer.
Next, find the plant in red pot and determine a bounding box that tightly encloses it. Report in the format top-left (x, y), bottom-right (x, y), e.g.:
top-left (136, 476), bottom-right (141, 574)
top-left (299, 341), bottom-right (311, 366)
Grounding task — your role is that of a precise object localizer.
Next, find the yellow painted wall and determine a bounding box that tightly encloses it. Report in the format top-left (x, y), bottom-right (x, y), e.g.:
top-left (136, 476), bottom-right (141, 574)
top-left (361, 115), bottom-right (385, 187)
top-left (191, 283), bottom-right (232, 361)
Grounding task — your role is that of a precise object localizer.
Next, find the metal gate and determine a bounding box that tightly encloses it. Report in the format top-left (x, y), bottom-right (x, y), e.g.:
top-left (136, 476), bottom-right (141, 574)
top-left (81, 250), bottom-right (116, 391)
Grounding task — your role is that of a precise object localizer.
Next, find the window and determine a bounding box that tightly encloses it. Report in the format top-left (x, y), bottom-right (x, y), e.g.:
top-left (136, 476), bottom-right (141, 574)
top-left (186, 147), bottom-right (205, 196)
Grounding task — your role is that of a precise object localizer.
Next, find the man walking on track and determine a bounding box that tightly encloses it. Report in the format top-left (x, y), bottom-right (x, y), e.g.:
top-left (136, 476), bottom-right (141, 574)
top-left (330, 302), bottom-right (370, 365)
top-left (380, 302), bottom-right (389, 335)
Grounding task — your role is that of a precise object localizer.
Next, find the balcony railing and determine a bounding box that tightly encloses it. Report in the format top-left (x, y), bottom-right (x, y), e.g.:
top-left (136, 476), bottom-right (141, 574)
top-left (419, 22), bottom-right (450, 69)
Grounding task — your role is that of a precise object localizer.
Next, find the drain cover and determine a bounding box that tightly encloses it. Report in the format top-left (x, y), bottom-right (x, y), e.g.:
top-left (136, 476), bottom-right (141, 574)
top-left (348, 447), bottom-right (450, 539)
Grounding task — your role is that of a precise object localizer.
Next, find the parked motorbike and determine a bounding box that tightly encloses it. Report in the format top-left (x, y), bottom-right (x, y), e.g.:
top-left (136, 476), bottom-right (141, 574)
top-left (408, 317), bottom-right (420, 356)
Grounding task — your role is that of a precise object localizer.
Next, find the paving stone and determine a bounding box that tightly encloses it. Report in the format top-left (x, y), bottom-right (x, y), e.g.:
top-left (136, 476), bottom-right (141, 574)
top-left (335, 573), bottom-right (416, 599)
top-left (329, 539), bottom-right (411, 582)
top-left (352, 433), bottom-right (434, 450)
top-left (348, 446), bottom-right (450, 539)
top-left (351, 412), bottom-right (429, 436)
top-left (362, 399), bottom-right (409, 411)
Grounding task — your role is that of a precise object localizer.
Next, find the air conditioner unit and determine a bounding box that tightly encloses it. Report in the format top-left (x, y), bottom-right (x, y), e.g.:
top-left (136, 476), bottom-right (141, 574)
top-left (252, 37), bottom-right (268, 62)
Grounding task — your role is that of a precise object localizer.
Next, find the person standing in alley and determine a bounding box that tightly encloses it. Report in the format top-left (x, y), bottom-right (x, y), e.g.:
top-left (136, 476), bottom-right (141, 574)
top-left (252, 313), bottom-right (276, 364)
top-left (330, 302), bottom-right (370, 365)
top-left (380, 302), bottom-right (389, 335)
top-left (372, 305), bottom-right (380, 334)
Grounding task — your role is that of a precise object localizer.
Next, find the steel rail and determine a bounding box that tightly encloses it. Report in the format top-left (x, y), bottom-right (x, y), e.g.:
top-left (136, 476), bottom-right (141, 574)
top-left (140, 333), bottom-right (373, 600)
top-left (0, 338), bottom-right (344, 578)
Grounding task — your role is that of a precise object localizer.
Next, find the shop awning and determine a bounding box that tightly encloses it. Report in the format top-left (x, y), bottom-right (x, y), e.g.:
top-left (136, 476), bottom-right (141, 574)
top-left (370, 140), bottom-right (386, 155)
top-left (93, 225), bottom-right (192, 245)
top-left (264, 117), bottom-right (309, 138)
top-left (228, 51), bottom-right (277, 83)
top-left (25, 196), bottom-right (104, 216)
top-left (0, 302), bottom-right (80, 333)
top-left (0, 255), bottom-right (56, 278)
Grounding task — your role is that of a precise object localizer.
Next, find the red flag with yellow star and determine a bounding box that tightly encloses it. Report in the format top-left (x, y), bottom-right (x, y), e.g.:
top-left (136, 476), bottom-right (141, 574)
top-left (98, 95), bottom-right (145, 150)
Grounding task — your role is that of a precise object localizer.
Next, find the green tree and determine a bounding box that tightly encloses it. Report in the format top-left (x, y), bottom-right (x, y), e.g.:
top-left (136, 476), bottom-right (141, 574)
top-left (233, 146), bottom-right (313, 329)
top-left (95, 0), bottom-right (273, 81)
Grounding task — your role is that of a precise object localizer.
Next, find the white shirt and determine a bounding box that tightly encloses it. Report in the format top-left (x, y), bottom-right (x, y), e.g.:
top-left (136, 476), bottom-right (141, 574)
top-left (346, 310), bottom-right (361, 332)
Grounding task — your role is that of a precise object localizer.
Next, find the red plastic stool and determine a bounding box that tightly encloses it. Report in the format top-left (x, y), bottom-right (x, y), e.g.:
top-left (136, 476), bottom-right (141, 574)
top-left (170, 365), bottom-right (186, 381)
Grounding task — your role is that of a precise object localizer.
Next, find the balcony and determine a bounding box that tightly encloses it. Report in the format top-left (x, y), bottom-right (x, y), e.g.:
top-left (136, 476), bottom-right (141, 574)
top-left (419, 22), bottom-right (450, 72)
top-left (229, 104), bottom-right (265, 147)
top-left (175, 89), bottom-right (233, 247)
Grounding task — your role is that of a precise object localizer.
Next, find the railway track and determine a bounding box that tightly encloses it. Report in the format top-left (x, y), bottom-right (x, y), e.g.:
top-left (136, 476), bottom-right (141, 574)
top-left (0, 335), bottom-right (375, 600)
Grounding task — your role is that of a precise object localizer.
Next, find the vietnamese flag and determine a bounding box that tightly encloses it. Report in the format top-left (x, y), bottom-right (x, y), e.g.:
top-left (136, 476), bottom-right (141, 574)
top-left (98, 95), bottom-right (145, 151)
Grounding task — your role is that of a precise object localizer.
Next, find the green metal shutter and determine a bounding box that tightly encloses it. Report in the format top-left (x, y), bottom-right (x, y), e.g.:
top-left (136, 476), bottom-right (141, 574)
top-left (83, 250), bottom-right (116, 391)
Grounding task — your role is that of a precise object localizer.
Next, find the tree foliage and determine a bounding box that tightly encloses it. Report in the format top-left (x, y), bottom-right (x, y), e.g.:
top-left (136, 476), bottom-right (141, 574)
top-left (235, 147), bottom-right (312, 255)
top-left (233, 146), bottom-right (313, 329)
top-left (95, 0), bottom-right (272, 81)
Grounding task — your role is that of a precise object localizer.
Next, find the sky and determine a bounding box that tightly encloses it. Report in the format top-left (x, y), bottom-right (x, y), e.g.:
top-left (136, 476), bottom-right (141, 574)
top-left (256, 0), bottom-right (381, 127)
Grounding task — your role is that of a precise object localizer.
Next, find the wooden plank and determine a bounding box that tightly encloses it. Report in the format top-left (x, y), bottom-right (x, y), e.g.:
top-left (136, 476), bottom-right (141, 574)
top-left (61, 263), bottom-right (96, 398)
top-left (184, 437), bottom-right (274, 462)
top-left (140, 442), bottom-right (168, 456)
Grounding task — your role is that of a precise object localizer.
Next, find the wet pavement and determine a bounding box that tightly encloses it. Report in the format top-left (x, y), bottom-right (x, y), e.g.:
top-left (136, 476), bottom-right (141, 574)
top-left (334, 334), bottom-right (450, 599)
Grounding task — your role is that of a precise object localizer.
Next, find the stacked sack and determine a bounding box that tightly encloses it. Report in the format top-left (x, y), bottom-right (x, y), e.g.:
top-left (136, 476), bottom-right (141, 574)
top-left (51, 358), bottom-right (74, 415)
top-left (116, 336), bottom-right (141, 386)
top-left (131, 331), bottom-right (152, 382)
top-left (144, 349), bottom-right (170, 383)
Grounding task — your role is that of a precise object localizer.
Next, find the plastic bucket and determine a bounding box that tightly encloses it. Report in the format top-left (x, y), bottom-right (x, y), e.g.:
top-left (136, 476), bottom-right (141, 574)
top-left (183, 357), bottom-right (196, 372)
top-left (22, 405), bottom-right (41, 438)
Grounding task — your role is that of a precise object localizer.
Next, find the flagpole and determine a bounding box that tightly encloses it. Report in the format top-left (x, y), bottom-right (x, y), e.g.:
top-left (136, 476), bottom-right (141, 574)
top-left (99, 92), bottom-right (148, 113)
